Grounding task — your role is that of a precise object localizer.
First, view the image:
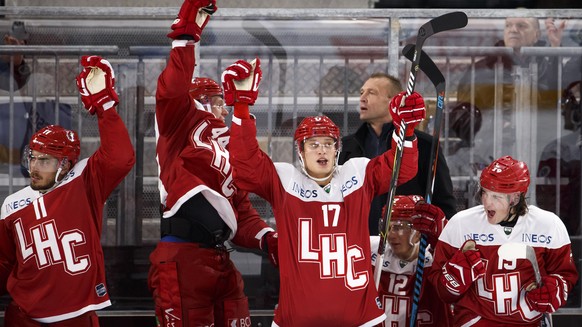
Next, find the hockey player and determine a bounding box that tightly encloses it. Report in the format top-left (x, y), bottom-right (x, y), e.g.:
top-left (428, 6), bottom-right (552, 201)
top-left (0, 55), bottom-right (135, 326)
top-left (371, 195), bottom-right (450, 327)
top-left (428, 155), bottom-right (579, 326)
top-left (225, 57), bottom-right (425, 325)
top-left (189, 77), bottom-right (229, 123)
top-left (147, 1), bottom-right (277, 326)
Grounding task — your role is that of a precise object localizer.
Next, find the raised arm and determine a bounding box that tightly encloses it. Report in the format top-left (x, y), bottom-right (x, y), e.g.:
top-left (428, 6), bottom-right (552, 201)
top-left (156, 0), bottom-right (217, 134)
top-left (75, 55), bottom-right (135, 201)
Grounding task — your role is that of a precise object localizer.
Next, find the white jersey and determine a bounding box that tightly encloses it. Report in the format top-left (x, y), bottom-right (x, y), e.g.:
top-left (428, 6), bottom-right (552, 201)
top-left (429, 205), bottom-right (578, 326)
top-left (1, 186), bottom-right (42, 219)
top-left (370, 235), bottom-right (433, 274)
top-left (370, 236), bottom-right (448, 327)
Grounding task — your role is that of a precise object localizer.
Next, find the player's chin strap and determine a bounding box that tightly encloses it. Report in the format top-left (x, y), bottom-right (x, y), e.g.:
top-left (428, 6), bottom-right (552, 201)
top-left (41, 159), bottom-right (70, 194)
top-left (297, 147), bottom-right (340, 184)
top-left (500, 193), bottom-right (522, 225)
top-left (409, 230), bottom-right (420, 247)
top-left (404, 233), bottom-right (420, 262)
top-left (194, 99), bottom-right (212, 113)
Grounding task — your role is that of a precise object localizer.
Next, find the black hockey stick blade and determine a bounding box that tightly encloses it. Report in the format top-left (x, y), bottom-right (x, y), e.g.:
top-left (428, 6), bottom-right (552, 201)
top-left (404, 11), bottom-right (466, 97)
top-left (402, 44), bottom-right (444, 89)
top-left (420, 11), bottom-right (468, 37)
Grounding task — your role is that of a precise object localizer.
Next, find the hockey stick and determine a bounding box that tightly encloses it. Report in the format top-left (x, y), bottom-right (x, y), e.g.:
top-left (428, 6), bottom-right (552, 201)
top-left (497, 243), bottom-right (552, 327)
top-left (373, 10), bottom-right (468, 290)
top-left (402, 43), bottom-right (446, 327)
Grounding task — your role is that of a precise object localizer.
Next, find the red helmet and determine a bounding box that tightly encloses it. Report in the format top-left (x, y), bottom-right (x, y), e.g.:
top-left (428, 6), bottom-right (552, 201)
top-left (29, 125), bottom-right (81, 165)
top-left (189, 77), bottom-right (223, 104)
top-left (390, 195), bottom-right (424, 222)
top-left (480, 156), bottom-right (530, 194)
top-left (294, 115), bottom-right (340, 150)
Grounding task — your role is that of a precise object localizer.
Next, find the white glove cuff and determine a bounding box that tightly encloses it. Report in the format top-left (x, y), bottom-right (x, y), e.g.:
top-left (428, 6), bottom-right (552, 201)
top-left (102, 101), bottom-right (115, 111)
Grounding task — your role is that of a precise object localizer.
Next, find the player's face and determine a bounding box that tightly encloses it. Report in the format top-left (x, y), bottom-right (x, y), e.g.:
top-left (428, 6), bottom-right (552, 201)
top-left (359, 78), bottom-right (393, 125)
top-left (481, 188), bottom-right (519, 224)
top-left (301, 136), bottom-right (337, 180)
top-left (210, 95), bottom-right (228, 122)
top-left (504, 18), bottom-right (540, 49)
top-left (28, 150), bottom-right (60, 191)
top-left (387, 220), bottom-right (417, 261)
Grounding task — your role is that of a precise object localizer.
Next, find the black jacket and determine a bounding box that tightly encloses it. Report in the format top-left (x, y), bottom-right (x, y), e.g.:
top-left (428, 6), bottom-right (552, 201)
top-left (339, 122), bottom-right (457, 235)
top-left (0, 59), bottom-right (31, 92)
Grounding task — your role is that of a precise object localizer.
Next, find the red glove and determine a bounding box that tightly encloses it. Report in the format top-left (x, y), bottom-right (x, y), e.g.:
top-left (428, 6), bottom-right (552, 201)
top-left (412, 201), bottom-right (446, 238)
top-left (390, 91), bottom-right (426, 137)
top-left (167, 0), bottom-right (217, 41)
top-left (441, 240), bottom-right (486, 297)
top-left (221, 58), bottom-right (262, 106)
top-left (75, 55), bottom-right (118, 115)
top-left (525, 275), bottom-right (568, 313)
top-left (260, 232), bottom-right (279, 268)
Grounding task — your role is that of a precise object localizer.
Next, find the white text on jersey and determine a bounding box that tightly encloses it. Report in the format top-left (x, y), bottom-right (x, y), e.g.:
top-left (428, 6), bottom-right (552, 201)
top-left (298, 205), bottom-right (369, 290)
top-left (14, 197), bottom-right (90, 275)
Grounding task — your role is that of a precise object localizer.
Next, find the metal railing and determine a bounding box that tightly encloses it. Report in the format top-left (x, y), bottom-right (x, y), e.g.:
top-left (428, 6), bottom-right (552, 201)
top-left (0, 6), bottom-right (581, 318)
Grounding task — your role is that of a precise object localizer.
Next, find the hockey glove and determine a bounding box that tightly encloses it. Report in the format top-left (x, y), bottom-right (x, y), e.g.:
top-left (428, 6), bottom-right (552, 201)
top-left (221, 58), bottom-right (262, 106)
top-left (389, 91), bottom-right (426, 137)
top-left (260, 232), bottom-right (279, 268)
top-left (168, 0), bottom-right (217, 41)
top-left (441, 240), bottom-right (485, 297)
top-left (76, 55), bottom-right (118, 115)
top-left (525, 274), bottom-right (568, 313)
top-left (412, 201), bottom-right (446, 246)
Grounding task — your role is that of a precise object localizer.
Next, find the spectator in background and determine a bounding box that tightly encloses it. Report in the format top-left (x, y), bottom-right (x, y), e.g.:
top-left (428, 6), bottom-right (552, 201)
top-left (537, 80), bottom-right (581, 236)
top-left (456, 17), bottom-right (565, 163)
top-left (339, 72), bottom-right (456, 235)
top-left (536, 80), bottom-right (582, 309)
top-left (0, 21), bottom-right (31, 92)
top-left (562, 26), bottom-right (582, 93)
top-left (444, 101), bottom-right (488, 177)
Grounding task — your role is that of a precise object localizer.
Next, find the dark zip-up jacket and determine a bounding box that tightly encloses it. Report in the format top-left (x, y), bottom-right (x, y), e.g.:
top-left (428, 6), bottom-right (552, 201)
top-left (339, 122), bottom-right (457, 235)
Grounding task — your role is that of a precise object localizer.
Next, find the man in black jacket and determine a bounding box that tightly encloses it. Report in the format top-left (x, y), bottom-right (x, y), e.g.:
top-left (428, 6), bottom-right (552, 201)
top-left (339, 72), bottom-right (457, 235)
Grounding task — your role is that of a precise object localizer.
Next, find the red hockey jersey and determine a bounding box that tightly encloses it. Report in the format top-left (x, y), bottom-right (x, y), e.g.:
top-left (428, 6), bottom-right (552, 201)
top-left (0, 109), bottom-right (135, 323)
top-left (230, 116), bottom-right (419, 326)
top-left (428, 205), bottom-right (579, 326)
top-left (155, 40), bottom-right (272, 248)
